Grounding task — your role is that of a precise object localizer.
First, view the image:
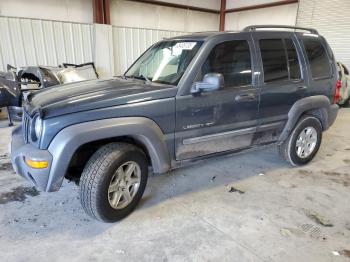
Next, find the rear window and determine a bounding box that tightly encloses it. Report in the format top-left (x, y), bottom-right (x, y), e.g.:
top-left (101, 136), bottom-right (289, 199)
top-left (303, 38), bottom-right (332, 79)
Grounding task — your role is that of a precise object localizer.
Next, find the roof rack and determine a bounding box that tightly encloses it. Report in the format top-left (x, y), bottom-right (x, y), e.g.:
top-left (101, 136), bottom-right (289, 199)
top-left (243, 25), bottom-right (319, 35)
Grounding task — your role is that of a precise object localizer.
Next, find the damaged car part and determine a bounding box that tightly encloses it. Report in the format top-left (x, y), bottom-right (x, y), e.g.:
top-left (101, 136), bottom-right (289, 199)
top-left (0, 62), bottom-right (99, 124)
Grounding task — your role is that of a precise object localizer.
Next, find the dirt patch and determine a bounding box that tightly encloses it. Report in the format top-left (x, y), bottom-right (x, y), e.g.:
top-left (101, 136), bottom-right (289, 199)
top-left (280, 227), bottom-right (305, 238)
top-left (323, 171), bottom-right (342, 176)
top-left (0, 162), bottom-right (13, 172)
top-left (0, 186), bottom-right (40, 204)
top-left (299, 169), bottom-right (313, 175)
top-left (340, 250), bottom-right (350, 258)
top-left (303, 209), bottom-right (334, 227)
top-left (345, 222), bottom-right (350, 231)
top-left (328, 178), bottom-right (350, 187)
top-left (343, 159), bottom-right (350, 164)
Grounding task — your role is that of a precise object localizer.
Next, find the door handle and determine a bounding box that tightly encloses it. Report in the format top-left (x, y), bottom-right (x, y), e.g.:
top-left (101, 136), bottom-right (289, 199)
top-left (298, 85), bottom-right (307, 90)
top-left (235, 93), bottom-right (256, 102)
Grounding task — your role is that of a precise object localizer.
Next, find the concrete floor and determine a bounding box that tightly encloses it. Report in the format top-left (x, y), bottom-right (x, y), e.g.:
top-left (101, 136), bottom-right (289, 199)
top-left (0, 109), bottom-right (349, 262)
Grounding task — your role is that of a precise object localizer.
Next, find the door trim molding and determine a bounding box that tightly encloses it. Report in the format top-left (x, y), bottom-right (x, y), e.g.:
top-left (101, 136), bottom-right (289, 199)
top-left (182, 127), bottom-right (256, 145)
top-left (182, 121), bottom-right (284, 145)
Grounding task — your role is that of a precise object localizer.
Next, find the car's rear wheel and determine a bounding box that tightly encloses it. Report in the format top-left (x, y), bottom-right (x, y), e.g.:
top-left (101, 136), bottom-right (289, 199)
top-left (79, 142), bottom-right (148, 222)
top-left (278, 115), bottom-right (322, 166)
top-left (342, 97), bottom-right (350, 107)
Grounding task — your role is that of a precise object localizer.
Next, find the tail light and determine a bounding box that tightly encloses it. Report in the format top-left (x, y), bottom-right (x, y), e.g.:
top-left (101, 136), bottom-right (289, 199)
top-left (333, 80), bottom-right (342, 104)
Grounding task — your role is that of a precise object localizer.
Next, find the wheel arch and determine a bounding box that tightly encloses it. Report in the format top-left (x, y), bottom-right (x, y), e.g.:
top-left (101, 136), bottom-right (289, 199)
top-left (278, 95), bottom-right (333, 143)
top-left (46, 117), bottom-right (171, 192)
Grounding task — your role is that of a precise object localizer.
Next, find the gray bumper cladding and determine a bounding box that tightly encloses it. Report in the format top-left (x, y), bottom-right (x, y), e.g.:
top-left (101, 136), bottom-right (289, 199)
top-left (327, 104), bottom-right (339, 128)
top-left (10, 125), bottom-right (53, 191)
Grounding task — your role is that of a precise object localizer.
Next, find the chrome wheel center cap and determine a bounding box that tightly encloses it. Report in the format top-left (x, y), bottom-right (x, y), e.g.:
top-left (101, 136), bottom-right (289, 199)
top-left (119, 180), bottom-right (126, 188)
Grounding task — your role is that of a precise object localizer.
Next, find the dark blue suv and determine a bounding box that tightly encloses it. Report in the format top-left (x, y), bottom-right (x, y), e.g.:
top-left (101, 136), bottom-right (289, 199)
top-left (10, 25), bottom-right (339, 222)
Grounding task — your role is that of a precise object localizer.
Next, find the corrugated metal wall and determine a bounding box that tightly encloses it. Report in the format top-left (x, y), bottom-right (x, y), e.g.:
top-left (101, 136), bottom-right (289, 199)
top-left (0, 16), bottom-right (188, 76)
top-left (297, 0), bottom-right (350, 68)
top-left (0, 16), bottom-right (93, 71)
top-left (113, 26), bottom-right (186, 75)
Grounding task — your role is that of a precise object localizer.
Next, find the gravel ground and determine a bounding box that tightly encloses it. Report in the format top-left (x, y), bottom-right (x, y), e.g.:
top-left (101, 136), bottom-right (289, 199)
top-left (0, 109), bottom-right (349, 262)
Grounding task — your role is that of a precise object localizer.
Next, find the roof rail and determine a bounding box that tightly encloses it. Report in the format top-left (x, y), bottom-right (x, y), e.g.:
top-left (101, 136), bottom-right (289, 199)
top-left (243, 25), bottom-right (319, 34)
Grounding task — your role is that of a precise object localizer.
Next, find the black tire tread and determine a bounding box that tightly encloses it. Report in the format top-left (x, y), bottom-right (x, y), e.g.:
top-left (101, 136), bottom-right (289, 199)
top-left (278, 115), bottom-right (322, 166)
top-left (80, 142), bottom-right (136, 221)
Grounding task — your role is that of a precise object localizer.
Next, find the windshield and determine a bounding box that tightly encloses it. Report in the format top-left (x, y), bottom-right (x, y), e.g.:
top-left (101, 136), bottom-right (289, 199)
top-left (125, 40), bottom-right (203, 85)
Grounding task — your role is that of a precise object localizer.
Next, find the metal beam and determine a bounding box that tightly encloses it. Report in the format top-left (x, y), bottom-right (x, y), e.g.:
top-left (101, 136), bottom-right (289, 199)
top-left (225, 0), bottom-right (298, 13)
top-left (219, 0), bottom-right (226, 31)
top-left (103, 0), bottom-right (111, 25)
top-left (93, 0), bottom-right (111, 24)
top-left (126, 0), bottom-right (220, 14)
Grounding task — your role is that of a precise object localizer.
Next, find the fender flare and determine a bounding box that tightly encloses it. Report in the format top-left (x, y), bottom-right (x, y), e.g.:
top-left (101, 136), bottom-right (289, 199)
top-left (278, 95), bottom-right (333, 143)
top-left (46, 117), bottom-right (171, 191)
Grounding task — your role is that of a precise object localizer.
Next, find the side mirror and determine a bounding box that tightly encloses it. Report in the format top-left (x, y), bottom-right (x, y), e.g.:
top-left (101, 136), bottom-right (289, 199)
top-left (191, 73), bottom-right (224, 94)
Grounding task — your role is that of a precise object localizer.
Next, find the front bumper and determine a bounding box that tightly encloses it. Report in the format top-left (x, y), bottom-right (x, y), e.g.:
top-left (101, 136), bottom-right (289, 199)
top-left (10, 125), bottom-right (53, 191)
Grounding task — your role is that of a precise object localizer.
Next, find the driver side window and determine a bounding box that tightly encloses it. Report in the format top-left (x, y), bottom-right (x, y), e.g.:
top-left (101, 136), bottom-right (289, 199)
top-left (201, 40), bottom-right (252, 88)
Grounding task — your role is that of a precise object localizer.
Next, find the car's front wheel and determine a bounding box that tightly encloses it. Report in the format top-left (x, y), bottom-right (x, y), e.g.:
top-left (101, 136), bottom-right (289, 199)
top-left (79, 143), bottom-right (148, 222)
top-left (279, 115), bottom-right (322, 166)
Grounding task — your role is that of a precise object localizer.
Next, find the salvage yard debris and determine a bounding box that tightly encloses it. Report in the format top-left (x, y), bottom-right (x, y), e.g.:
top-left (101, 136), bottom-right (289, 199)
top-left (228, 186), bottom-right (245, 194)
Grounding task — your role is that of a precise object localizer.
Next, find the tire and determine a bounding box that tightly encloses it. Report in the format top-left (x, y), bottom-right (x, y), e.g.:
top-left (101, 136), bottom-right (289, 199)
top-left (342, 97), bottom-right (350, 108)
top-left (278, 115), bottom-right (322, 166)
top-left (80, 142), bottom-right (148, 222)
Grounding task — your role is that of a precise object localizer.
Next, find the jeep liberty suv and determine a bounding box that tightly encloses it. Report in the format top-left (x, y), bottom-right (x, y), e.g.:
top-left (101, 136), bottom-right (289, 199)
top-left (10, 25), bottom-right (339, 222)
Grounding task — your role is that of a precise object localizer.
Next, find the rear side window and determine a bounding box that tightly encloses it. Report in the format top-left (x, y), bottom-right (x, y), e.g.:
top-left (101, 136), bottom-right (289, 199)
top-left (201, 40), bottom-right (252, 87)
top-left (285, 39), bottom-right (301, 80)
top-left (260, 38), bottom-right (301, 83)
top-left (260, 39), bottom-right (288, 83)
top-left (303, 38), bottom-right (331, 79)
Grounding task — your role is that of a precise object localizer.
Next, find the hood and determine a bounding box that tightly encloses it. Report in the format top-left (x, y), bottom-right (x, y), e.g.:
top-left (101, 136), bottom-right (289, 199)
top-left (26, 77), bottom-right (177, 118)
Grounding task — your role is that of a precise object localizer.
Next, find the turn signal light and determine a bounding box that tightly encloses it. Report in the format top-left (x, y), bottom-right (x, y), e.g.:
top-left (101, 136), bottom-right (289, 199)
top-left (25, 159), bottom-right (48, 169)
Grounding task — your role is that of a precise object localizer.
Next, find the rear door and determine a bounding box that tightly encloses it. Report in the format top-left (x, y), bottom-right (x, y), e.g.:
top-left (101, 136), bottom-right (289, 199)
top-left (253, 32), bottom-right (307, 142)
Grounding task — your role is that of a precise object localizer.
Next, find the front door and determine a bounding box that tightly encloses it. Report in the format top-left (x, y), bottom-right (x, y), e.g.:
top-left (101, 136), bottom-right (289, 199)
top-left (175, 37), bottom-right (260, 160)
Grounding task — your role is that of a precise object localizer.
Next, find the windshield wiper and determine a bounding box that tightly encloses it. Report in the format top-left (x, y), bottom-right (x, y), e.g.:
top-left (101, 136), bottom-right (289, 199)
top-left (138, 74), bottom-right (151, 83)
top-left (128, 74), bottom-right (151, 83)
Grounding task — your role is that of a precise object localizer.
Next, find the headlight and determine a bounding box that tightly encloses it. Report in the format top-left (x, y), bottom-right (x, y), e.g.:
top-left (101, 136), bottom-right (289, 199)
top-left (31, 116), bottom-right (42, 141)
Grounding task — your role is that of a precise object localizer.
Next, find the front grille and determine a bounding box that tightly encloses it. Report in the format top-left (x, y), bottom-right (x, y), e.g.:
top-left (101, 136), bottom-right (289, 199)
top-left (22, 111), bottom-right (30, 143)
